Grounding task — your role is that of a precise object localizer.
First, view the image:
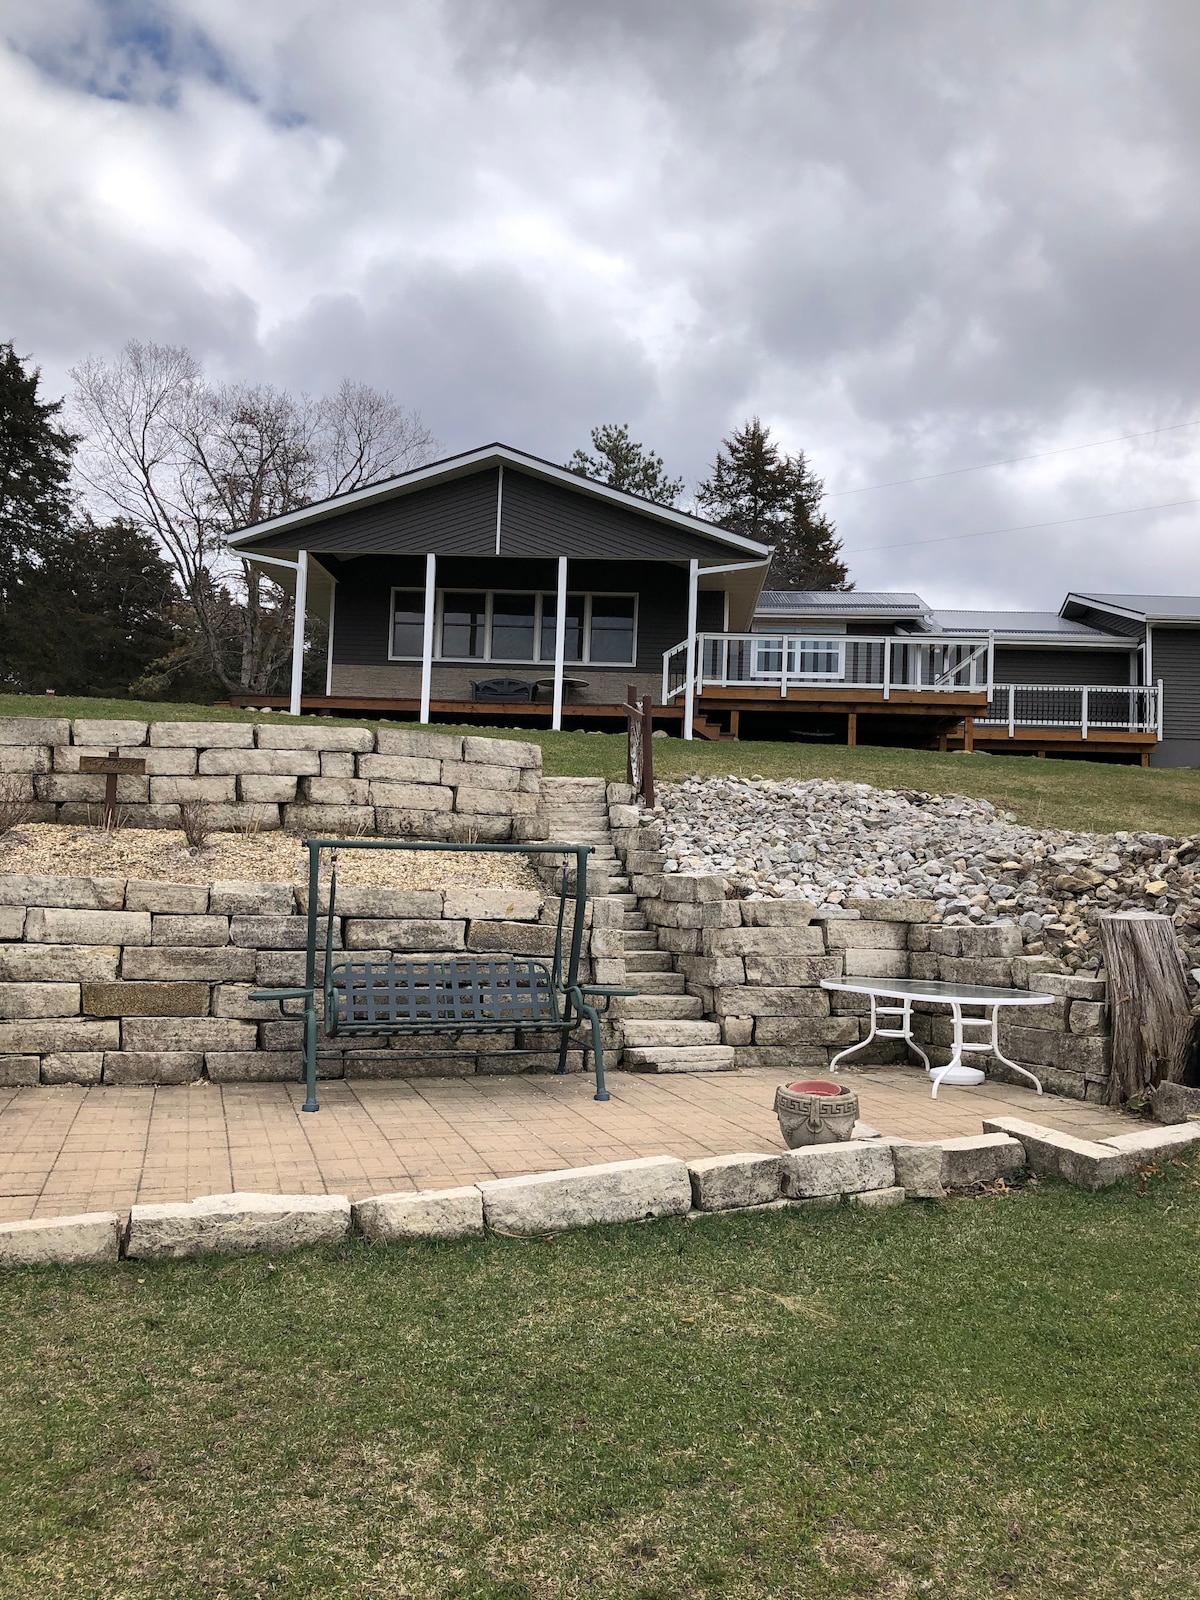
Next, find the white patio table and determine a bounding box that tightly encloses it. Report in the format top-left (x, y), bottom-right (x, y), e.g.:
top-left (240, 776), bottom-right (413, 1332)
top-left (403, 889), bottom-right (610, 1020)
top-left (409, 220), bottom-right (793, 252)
top-left (820, 977), bottom-right (1055, 1098)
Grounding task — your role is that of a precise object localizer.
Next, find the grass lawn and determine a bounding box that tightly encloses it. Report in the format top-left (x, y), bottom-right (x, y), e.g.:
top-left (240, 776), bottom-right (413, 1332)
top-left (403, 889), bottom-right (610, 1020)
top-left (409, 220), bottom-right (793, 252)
top-left (2, 692), bottom-right (1199, 835)
top-left (2, 1160), bottom-right (1199, 1599)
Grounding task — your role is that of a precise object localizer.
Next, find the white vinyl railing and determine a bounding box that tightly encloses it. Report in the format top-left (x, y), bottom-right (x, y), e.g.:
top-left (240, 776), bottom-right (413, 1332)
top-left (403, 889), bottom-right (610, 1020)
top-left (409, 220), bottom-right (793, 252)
top-left (978, 681), bottom-right (1162, 738)
top-left (662, 632), bottom-right (994, 700)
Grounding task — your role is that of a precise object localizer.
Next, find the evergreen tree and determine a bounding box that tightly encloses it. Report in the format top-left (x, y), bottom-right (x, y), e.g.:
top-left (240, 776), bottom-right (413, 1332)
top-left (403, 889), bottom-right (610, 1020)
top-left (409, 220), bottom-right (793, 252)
top-left (566, 423), bottom-right (684, 505)
top-left (0, 341), bottom-right (76, 592)
top-left (695, 417), bottom-right (851, 590)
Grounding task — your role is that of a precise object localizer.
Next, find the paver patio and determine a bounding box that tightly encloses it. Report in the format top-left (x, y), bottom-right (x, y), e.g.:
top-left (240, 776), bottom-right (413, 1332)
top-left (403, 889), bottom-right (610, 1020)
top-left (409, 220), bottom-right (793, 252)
top-left (0, 1066), bottom-right (1134, 1222)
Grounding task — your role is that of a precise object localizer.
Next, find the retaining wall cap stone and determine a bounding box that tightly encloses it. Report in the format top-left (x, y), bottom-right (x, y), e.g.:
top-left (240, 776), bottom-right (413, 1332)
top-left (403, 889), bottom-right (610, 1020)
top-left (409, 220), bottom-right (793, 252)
top-left (353, 1187), bottom-right (484, 1242)
top-left (478, 1155), bottom-right (692, 1236)
top-left (981, 1116), bottom-right (1131, 1191)
top-left (126, 1192), bottom-right (351, 1260)
top-left (0, 874), bottom-right (126, 910)
top-left (687, 1152), bottom-right (783, 1211)
top-left (0, 1211), bottom-right (123, 1267)
top-left (778, 1141), bottom-right (896, 1199)
top-left (1099, 1123), bottom-right (1200, 1157)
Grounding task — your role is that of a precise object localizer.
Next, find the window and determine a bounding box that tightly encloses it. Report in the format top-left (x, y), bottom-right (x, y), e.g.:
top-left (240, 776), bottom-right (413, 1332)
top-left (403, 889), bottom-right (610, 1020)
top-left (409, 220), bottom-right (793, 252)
top-left (391, 590), bottom-right (425, 658)
top-left (389, 588), bottom-right (637, 665)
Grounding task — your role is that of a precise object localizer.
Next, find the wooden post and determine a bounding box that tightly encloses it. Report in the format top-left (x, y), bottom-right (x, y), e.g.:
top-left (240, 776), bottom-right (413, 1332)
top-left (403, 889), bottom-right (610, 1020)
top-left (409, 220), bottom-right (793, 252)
top-left (963, 716), bottom-right (975, 753)
top-left (626, 683), bottom-right (637, 789)
top-left (1099, 911), bottom-right (1193, 1105)
top-left (78, 749), bottom-right (147, 829)
top-left (641, 693), bottom-right (655, 809)
top-left (728, 709), bottom-right (740, 740)
top-left (846, 711), bottom-right (857, 746)
top-left (937, 731), bottom-right (948, 752)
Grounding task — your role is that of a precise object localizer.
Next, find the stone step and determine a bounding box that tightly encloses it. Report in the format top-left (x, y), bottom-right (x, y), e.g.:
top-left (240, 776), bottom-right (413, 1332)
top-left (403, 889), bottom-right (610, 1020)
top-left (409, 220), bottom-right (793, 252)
top-left (625, 953), bottom-right (674, 974)
top-left (623, 913), bottom-right (648, 930)
top-left (613, 994), bottom-right (704, 1020)
top-left (620, 1019), bottom-right (723, 1048)
top-left (543, 777), bottom-right (606, 788)
top-left (626, 972), bottom-right (687, 994)
top-left (622, 1044), bottom-right (737, 1073)
top-left (624, 931), bottom-right (661, 950)
top-left (611, 892), bottom-right (638, 908)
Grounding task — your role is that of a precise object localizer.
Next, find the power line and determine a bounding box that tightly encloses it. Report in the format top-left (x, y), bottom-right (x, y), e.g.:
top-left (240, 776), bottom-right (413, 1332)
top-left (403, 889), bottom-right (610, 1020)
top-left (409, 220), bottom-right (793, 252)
top-left (827, 419), bottom-right (1200, 497)
top-left (849, 495), bottom-right (1200, 555)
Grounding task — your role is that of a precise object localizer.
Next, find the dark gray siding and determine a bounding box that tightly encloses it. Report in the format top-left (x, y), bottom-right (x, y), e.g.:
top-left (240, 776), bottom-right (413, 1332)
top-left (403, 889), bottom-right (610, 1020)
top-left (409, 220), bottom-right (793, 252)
top-left (244, 470), bottom-right (500, 556)
top-left (992, 647), bottom-right (1134, 685)
top-left (499, 470), bottom-right (735, 560)
top-left (1067, 606), bottom-right (1146, 641)
top-left (697, 591), bottom-right (726, 631)
top-left (1153, 628), bottom-right (1200, 738)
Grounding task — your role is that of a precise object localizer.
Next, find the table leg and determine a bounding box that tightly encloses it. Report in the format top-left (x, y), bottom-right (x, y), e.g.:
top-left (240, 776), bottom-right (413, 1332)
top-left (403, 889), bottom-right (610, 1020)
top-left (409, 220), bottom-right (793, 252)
top-left (829, 993), bottom-right (879, 1072)
top-left (903, 997), bottom-right (933, 1073)
top-left (928, 1002), bottom-right (964, 1098)
top-left (989, 1007), bottom-right (1043, 1094)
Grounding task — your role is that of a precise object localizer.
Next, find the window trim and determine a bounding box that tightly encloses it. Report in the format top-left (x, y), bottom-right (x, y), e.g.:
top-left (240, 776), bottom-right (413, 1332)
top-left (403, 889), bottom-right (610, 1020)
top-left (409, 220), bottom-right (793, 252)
top-left (387, 586), bottom-right (639, 667)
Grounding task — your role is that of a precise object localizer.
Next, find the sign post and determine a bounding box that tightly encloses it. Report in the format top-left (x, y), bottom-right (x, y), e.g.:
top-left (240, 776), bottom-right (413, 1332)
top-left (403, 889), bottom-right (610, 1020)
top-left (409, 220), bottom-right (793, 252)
top-left (78, 749), bottom-right (148, 829)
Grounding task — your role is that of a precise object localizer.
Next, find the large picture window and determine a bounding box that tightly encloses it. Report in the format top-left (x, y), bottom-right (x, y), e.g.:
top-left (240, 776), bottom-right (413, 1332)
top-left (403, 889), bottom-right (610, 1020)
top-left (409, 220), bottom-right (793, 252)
top-left (389, 588), bottom-right (637, 666)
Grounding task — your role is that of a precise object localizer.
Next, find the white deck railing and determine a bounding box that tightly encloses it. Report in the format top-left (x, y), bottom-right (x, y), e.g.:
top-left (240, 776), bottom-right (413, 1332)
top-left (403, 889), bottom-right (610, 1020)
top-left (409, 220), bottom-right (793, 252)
top-left (978, 682), bottom-right (1162, 737)
top-left (662, 632), bottom-right (994, 700)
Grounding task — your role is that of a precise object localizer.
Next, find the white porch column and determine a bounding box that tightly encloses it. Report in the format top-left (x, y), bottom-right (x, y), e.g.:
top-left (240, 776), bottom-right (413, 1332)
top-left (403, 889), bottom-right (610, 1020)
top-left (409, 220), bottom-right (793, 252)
top-left (419, 552), bottom-right (436, 725)
top-left (552, 556), bottom-right (568, 732)
top-left (683, 557), bottom-right (699, 741)
top-left (288, 549), bottom-right (308, 715)
top-left (325, 580), bottom-right (336, 697)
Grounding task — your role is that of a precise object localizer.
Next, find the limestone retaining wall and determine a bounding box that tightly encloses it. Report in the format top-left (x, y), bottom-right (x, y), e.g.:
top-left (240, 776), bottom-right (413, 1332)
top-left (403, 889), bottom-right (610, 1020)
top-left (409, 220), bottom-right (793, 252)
top-left (0, 873), bottom-right (623, 1086)
top-left (0, 718), bottom-right (542, 840)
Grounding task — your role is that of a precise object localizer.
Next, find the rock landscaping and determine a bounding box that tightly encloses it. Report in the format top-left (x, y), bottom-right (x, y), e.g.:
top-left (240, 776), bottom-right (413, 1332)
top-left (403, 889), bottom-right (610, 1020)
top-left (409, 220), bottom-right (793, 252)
top-left (656, 775), bottom-right (1200, 977)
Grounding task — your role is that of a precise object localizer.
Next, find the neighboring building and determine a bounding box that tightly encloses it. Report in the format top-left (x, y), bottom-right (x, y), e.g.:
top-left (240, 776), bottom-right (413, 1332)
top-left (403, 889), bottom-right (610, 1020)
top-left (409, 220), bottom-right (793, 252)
top-left (226, 444), bottom-right (1195, 767)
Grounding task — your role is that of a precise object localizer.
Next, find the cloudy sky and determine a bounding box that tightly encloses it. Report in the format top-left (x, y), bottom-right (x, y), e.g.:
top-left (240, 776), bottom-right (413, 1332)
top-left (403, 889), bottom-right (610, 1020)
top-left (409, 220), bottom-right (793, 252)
top-left (3, 0), bottom-right (1199, 607)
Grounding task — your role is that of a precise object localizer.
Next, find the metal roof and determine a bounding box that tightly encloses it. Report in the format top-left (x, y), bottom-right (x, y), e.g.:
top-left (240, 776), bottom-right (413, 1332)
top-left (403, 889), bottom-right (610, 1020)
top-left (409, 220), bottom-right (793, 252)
top-left (1064, 592), bottom-right (1200, 622)
top-left (755, 589), bottom-right (930, 615)
top-left (933, 609), bottom-right (1130, 642)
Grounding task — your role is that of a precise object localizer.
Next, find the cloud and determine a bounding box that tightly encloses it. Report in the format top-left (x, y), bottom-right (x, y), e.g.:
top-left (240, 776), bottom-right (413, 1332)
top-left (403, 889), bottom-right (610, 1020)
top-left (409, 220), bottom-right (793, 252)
top-left (2, 0), bottom-right (1198, 606)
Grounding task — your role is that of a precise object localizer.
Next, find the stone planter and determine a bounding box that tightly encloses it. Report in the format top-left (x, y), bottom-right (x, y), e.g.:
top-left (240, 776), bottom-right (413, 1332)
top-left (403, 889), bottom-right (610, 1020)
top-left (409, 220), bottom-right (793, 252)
top-left (774, 1079), bottom-right (859, 1148)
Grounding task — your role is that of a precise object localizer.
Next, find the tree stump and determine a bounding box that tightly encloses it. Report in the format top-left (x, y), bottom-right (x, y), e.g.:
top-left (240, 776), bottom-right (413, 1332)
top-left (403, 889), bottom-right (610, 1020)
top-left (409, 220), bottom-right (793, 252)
top-left (1098, 911), bottom-right (1193, 1105)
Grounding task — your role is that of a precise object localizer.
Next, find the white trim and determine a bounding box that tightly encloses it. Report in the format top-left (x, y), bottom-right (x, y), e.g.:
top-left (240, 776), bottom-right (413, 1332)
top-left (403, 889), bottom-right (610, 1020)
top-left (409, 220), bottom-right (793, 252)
top-left (325, 581), bottom-right (336, 697)
top-left (288, 550), bottom-right (308, 716)
top-left (224, 443), bottom-right (772, 559)
top-left (494, 462), bottom-right (504, 556)
top-left (552, 556), bottom-right (567, 731)
top-left (1145, 620), bottom-right (1154, 685)
top-left (419, 553), bottom-right (436, 725)
top-left (683, 558), bottom-right (698, 740)
top-left (1157, 677), bottom-right (1165, 738)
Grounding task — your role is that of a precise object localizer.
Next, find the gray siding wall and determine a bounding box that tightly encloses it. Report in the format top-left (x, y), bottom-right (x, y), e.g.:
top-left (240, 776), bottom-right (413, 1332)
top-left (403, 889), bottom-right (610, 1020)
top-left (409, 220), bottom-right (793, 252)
top-left (498, 470), bottom-right (733, 560)
top-left (1153, 628), bottom-right (1200, 739)
top-left (248, 470), bottom-right (500, 556)
top-left (992, 647), bottom-right (1134, 685)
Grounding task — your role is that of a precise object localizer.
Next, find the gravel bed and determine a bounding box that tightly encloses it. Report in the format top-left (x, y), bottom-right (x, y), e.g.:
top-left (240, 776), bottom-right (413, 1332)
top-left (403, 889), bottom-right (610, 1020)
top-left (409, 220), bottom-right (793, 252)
top-left (0, 825), bottom-right (540, 893)
top-left (659, 775), bottom-right (1200, 973)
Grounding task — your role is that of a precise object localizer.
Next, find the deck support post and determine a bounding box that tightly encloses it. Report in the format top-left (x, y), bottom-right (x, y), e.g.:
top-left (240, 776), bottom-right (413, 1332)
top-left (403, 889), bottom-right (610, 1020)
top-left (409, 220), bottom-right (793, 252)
top-left (419, 552), bottom-right (436, 725)
top-left (288, 549), bottom-right (308, 716)
top-left (846, 711), bottom-right (857, 746)
top-left (552, 556), bottom-right (567, 731)
top-left (683, 558), bottom-right (698, 741)
top-left (963, 716), bottom-right (974, 753)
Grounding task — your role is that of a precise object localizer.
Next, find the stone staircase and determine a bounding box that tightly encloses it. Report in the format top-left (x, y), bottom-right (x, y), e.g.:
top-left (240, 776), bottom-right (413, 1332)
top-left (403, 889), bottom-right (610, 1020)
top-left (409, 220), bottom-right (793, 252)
top-left (536, 777), bottom-right (734, 1075)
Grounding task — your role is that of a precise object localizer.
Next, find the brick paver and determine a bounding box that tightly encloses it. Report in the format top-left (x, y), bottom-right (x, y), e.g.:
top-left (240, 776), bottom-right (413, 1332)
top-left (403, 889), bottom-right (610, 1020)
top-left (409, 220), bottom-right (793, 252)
top-left (0, 1066), bottom-right (1135, 1222)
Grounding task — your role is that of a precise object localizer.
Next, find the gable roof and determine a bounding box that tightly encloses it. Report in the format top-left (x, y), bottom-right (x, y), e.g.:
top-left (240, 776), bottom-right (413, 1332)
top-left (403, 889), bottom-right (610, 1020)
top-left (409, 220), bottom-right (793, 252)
top-left (934, 608), bottom-right (1132, 643)
top-left (754, 589), bottom-right (931, 619)
top-left (1063, 592), bottom-right (1200, 623)
top-left (227, 442), bottom-right (772, 561)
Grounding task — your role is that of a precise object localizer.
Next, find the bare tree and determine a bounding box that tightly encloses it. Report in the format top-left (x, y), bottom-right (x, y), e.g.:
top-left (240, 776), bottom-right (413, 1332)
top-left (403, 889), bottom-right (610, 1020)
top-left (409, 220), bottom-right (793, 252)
top-left (71, 342), bottom-right (437, 694)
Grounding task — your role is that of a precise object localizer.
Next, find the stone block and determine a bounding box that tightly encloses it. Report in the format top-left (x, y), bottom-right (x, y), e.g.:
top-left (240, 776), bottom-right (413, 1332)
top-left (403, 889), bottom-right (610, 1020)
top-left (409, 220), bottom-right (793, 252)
top-left (662, 874), bottom-right (727, 903)
top-left (907, 953), bottom-right (940, 980)
top-left (463, 735), bottom-right (540, 768)
top-left (1068, 1000), bottom-right (1107, 1035)
top-left (981, 1116), bottom-right (1130, 1190)
top-left (710, 925), bottom-right (826, 956)
top-left (720, 1017), bottom-right (754, 1046)
top-left (1028, 973), bottom-right (1107, 1001)
top-left (82, 981), bottom-right (209, 1017)
top-left (366, 781), bottom-right (454, 811)
top-left (282, 804), bottom-right (379, 835)
top-left (687, 1153), bottom-right (782, 1211)
top-left (0, 716), bottom-right (70, 745)
top-left (0, 1054), bottom-right (39, 1085)
top-left (1010, 954), bottom-right (1063, 989)
top-left (228, 914), bottom-right (320, 950)
top-left (648, 901), bottom-right (726, 930)
top-left (677, 956), bottom-right (747, 987)
top-left (0, 744), bottom-right (50, 774)
top-left (935, 956), bottom-right (1013, 985)
top-left (152, 914), bottom-right (230, 947)
top-left (754, 1015), bottom-right (858, 1046)
top-left (711, 984), bottom-right (835, 1017)
top-left (72, 717), bottom-right (148, 746)
top-left (1099, 1123), bottom-right (1200, 1159)
top-left (884, 1141), bottom-right (946, 1199)
top-left (1149, 1080), bottom-right (1200, 1125)
top-left (202, 803), bottom-right (283, 833)
top-left (0, 945), bottom-right (119, 984)
top-left (848, 1186), bottom-right (906, 1208)
top-left (126, 1191), bottom-right (351, 1260)
top-left (150, 720), bottom-right (253, 748)
top-left (454, 788), bottom-right (534, 816)
top-left (357, 753), bottom-right (442, 784)
top-left (199, 748), bottom-right (321, 775)
top-left (938, 1132), bottom-right (1026, 1187)
top-left (344, 918), bottom-right (464, 952)
top-left (843, 950), bottom-right (909, 978)
top-left (121, 1017), bottom-right (256, 1052)
top-left (207, 881), bottom-right (296, 917)
top-left (211, 984), bottom-right (285, 1020)
top-left (625, 850), bottom-right (667, 874)
top-left (0, 982), bottom-right (80, 1018)
top-left (986, 1057), bottom-right (1087, 1100)
top-left (40, 1051), bottom-right (105, 1084)
top-left (738, 898), bottom-right (818, 926)
top-left (0, 1211), bottom-right (123, 1267)
top-left (55, 744), bottom-right (195, 777)
top-left (257, 723), bottom-right (375, 752)
top-left (998, 996), bottom-right (1067, 1031)
top-left (238, 775), bottom-right (299, 804)
top-left (149, 776), bottom-right (236, 804)
top-left (0, 874), bottom-right (126, 911)
top-left (296, 885), bottom-right (443, 919)
top-left (906, 924), bottom-right (931, 952)
top-left (375, 727), bottom-right (464, 761)
top-left (124, 881), bottom-right (210, 914)
top-left (299, 776), bottom-right (371, 806)
top-left (443, 889), bottom-right (543, 922)
top-left (446, 814), bottom-right (515, 841)
top-left (587, 930), bottom-right (625, 958)
top-left (321, 751), bottom-right (355, 778)
top-left (0, 907), bottom-right (25, 940)
top-left (121, 946), bottom-right (256, 982)
top-left (353, 1186), bottom-right (484, 1242)
top-left (655, 928), bottom-right (700, 953)
top-left (631, 874), bottom-right (665, 899)
top-left (779, 1141), bottom-right (896, 1198)
top-left (466, 922), bottom-right (556, 956)
top-left (824, 922), bottom-right (908, 950)
top-left (731, 1045), bottom-right (829, 1071)
top-left (931, 924), bottom-right (1022, 957)
top-left (742, 954), bottom-right (845, 986)
top-left (478, 1155), bottom-right (691, 1236)
top-left (844, 897), bottom-right (937, 922)
top-left (442, 759), bottom-right (520, 792)
top-left (103, 1051), bottom-right (203, 1085)
top-left (0, 1016), bottom-right (118, 1053)
top-left (205, 1051), bottom-right (315, 1082)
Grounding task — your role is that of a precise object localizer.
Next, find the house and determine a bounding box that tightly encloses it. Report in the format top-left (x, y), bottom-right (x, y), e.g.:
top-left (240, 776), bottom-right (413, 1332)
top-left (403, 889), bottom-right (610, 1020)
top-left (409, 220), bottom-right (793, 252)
top-left (225, 444), bottom-right (1196, 768)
